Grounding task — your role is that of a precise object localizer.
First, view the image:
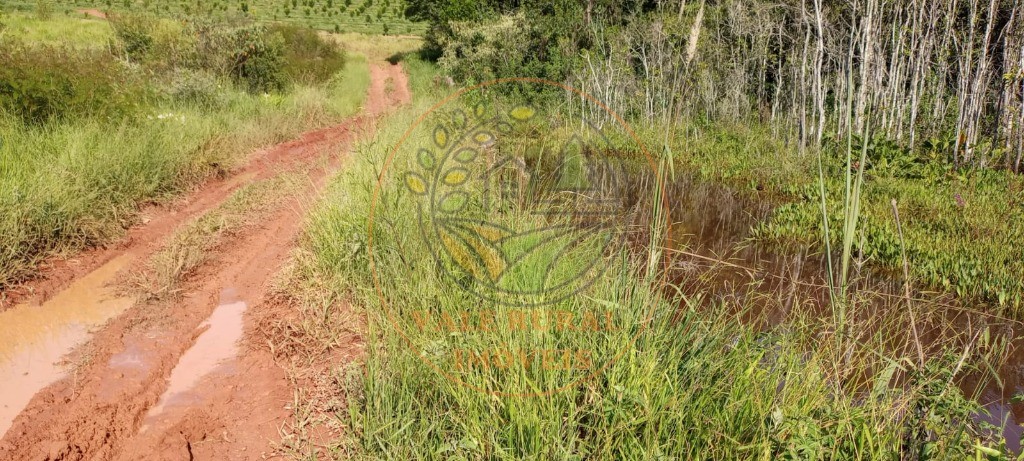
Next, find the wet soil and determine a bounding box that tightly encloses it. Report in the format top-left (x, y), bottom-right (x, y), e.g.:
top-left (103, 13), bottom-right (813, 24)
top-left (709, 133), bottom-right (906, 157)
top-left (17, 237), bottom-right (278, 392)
top-left (0, 62), bottom-right (409, 460)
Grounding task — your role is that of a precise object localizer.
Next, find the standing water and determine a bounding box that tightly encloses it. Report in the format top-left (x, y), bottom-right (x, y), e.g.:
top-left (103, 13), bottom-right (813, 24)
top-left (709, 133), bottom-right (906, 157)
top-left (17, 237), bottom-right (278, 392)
top-left (632, 171), bottom-right (1024, 450)
top-left (142, 287), bottom-right (248, 429)
top-left (0, 254), bottom-right (135, 437)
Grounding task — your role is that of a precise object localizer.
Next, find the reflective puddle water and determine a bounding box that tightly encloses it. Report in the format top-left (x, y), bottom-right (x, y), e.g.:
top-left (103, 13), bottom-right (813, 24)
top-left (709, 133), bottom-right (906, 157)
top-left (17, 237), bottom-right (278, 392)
top-left (143, 288), bottom-right (247, 426)
top-left (0, 254), bottom-right (135, 437)
top-left (623, 171), bottom-right (1024, 449)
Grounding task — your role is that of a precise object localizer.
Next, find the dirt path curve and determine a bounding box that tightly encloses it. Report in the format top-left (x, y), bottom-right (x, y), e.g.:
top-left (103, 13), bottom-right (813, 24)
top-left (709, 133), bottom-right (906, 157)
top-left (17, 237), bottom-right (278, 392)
top-left (0, 62), bottom-right (409, 460)
top-left (77, 9), bottom-right (107, 19)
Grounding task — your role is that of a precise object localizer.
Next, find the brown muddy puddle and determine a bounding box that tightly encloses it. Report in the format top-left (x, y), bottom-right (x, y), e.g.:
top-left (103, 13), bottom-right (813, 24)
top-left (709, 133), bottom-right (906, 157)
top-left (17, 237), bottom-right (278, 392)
top-left (0, 254), bottom-right (135, 438)
top-left (646, 172), bottom-right (1024, 450)
top-left (142, 287), bottom-right (247, 429)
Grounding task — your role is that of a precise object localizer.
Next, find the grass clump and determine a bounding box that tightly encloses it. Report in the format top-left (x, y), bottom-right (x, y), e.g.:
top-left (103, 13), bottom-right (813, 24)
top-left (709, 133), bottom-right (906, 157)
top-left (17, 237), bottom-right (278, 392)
top-left (140, 173), bottom-right (302, 298)
top-left (271, 24), bottom-right (346, 84)
top-left (0, 42), bottom-right (147, 123)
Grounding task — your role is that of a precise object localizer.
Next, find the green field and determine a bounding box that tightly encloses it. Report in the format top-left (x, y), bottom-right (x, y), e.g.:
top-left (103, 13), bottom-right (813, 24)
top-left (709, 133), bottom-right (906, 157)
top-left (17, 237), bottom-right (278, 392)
top-left (0, 0), bottom-right (425, 35)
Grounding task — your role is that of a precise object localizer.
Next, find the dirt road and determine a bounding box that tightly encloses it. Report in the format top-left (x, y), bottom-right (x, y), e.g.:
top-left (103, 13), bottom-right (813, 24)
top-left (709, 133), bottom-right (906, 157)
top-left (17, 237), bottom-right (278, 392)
top-left (77, 9), bottom-right (107, 19)
top-left (0, 62), bottom-right (409, 460)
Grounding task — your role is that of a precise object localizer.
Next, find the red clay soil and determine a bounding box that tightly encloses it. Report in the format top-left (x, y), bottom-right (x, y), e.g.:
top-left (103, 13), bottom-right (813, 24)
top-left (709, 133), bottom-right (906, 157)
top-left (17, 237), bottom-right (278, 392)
top-left (0, 62), bottom-right (410, 460)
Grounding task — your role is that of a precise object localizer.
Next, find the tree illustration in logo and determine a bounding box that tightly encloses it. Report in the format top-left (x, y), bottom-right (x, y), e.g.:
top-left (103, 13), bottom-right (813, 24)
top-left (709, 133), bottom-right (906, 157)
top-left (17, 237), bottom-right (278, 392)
top-left (404, 102), bottom-right (628, 306)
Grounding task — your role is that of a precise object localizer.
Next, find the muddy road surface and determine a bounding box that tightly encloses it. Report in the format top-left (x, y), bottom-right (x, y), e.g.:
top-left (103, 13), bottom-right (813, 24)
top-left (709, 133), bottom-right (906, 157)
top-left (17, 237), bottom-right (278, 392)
top-left (0, 62), bottom-right (409, 460)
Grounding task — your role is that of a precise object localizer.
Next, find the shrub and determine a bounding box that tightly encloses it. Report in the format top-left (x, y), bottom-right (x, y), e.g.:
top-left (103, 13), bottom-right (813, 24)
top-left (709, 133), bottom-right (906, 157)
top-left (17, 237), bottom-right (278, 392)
top-left (227, 25), bottom-right (288, 93)
top-left (435, 12), bottom-right (577, 92)
top-left (158, 68), bottom-right (224, 107)
top-left (269, 24), bottom-right (345, 84)
top-left (0, 43), bottom-right (146, 123)
top-left (108, 12), bottom-right (156, 60)
top-left (187, 20), bottom-right (288, 93)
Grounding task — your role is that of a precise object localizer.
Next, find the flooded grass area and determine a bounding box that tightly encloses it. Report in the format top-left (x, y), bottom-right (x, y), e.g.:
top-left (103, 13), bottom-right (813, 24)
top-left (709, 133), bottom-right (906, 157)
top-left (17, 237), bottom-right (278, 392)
top-left (636, 167), bottom-right (1024, 450)
top-left (292, 80), bottom-right (1016, 457)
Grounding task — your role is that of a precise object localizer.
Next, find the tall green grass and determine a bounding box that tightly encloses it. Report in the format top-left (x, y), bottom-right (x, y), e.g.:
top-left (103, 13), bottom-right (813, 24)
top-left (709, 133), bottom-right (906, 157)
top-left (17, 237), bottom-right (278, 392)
top-left (0, 11), bottom-right (112, 48)
top-left (0, 55), bottom-right (370, 290)
top-left (288, 57), bottom-right (1010, 459)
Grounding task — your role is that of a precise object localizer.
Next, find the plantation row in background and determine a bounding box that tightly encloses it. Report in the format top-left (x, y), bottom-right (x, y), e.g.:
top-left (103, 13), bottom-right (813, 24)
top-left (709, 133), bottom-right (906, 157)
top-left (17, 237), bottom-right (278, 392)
top-left (1, 0), bottom-right (425, 35)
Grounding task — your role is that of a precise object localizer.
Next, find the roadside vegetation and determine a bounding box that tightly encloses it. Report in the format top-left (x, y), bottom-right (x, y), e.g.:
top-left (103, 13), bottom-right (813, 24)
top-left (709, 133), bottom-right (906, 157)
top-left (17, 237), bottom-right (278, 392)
top-left (0, 0), bottom-right (425, 35)
top-left (266, 0), bottom-right (1024, 459)
top-left (0, 10), bottom-right (369, 290)
top-left (275, 55), bottom-right (1014, 458)
top-left (406, 0), bottom-right (1024, 314)
top-left (2, 0), bottom-right (1021, 458)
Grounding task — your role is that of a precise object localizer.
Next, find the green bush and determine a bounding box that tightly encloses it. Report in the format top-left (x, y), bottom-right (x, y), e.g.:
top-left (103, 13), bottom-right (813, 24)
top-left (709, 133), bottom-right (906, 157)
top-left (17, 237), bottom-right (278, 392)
top-left (0, 43), bottom-right (146, 123)
top-left (108, 12), bottom-right (156, 60)
top-left (432, 12), bottom-right (578, 105)
top-left (107, 16), bottom-right (344, 95)
top-left (185, 20), bottom-right (288, 93)
top-left (227, 25), bottom-right (288, 93)
top-left (269, 24), bottom-right (346, 84)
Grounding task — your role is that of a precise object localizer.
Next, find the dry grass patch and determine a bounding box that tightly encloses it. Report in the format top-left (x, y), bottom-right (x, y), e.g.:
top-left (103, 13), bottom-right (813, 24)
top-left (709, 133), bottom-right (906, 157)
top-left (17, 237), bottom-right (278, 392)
top-left (131, 173), bottom-right (303, 299)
